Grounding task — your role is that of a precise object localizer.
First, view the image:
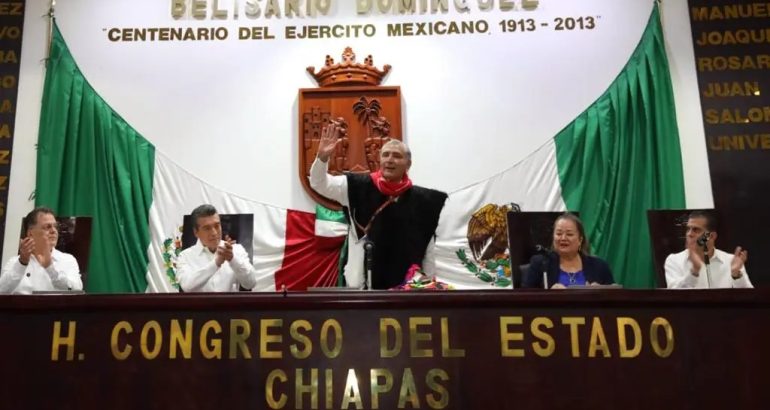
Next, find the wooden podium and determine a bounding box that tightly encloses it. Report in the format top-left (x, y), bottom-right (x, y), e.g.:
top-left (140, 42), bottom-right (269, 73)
top-left (1, 290), bottom-right (769, 409)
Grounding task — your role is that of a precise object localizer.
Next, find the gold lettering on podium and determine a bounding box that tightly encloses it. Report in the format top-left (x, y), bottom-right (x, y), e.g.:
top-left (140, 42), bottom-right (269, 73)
top-left (650, 317), bottom-right (675, 358)
top-left (440, 317), bottom-right (465, 357)
top-left (561, 316), bottom-right (586, 357)
top-left (325, 368), bottom-right (334, 409)
top-left (289, 319), bottom-right (312, 359)
top-left (319, 318), bottom-right (342, 358)
top-left (531, 317), bottom-right (555, 357)
top-left (169, 319), bottom-right (193, 359)
top-left (110, 321), bottom-right (132, 360)
top-left (380, 317), bottom-right (402, 358)
top-left (397, 368), bottom-right (419, 409)
top-left (200, 319), bottom-right (222, 358)
top-left (51, 320), bottom-right (77, 361)
top-left (294, 368), bottom-right (318, 409)
top-left (409, 316), bottom-right (433, 358)
top-left (500, 316), bottom-right (525, 357)
top-left (425, 368), bottom-right (450, 409)
top-left (140, 320), bottom-right (163, 359)
top-left (266, 369), bottom-right (288, 409)
top-left (259, 318), bottom-right (281, 359)
top-left (230, 319), bottom-right (252, 359)
top-left (370, 368), bottom-right (393, 409)
top-left (588, 316), bottom-right (611, 358)
top-left (341, 368), bottom-right (364, 409)
top-left (617, 317), bottom-right (642, 358)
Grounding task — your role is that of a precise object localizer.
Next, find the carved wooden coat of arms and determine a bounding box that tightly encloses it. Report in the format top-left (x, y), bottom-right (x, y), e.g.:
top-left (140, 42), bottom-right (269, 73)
top-left (299, 47), bottom-right (402, 209)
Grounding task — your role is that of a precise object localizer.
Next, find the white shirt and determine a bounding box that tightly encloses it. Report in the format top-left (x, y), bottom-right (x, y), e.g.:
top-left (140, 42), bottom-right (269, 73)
top-left (664, 248), bottom-right (753, 289)
top-left (0, 249), bottom-right (83, 294)
top-left (308, 157), bottom-right (438, 288)
top-left (176, 240), bottom-right (269, 292)
top-left (309, 156), bottom-right (350, 206)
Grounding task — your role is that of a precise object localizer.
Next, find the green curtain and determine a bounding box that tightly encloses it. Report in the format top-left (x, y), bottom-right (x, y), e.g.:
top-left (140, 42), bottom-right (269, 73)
top-left (555, 4), bottom-right (685, 288)
top-left (36, 21), bottom-right (155, 292)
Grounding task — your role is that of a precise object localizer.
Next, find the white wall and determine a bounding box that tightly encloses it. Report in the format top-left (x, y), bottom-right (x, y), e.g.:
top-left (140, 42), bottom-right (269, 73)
top-left (660, 0), bottom-right (713, 208)
top-left (4, 0), bottom-right (711, 262)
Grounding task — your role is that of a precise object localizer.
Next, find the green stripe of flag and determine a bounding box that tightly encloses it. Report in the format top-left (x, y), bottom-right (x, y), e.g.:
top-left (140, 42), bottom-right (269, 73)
top-left (36, 21), bottom-right (155, 292)
top-left (315, 204), bottom-right (348, 238)
top-left (554, 4), bottom-right (685, 288)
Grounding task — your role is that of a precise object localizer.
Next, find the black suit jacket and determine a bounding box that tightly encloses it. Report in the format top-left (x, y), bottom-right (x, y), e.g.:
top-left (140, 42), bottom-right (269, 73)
top-left (523, 252), bottom-right (614, 288)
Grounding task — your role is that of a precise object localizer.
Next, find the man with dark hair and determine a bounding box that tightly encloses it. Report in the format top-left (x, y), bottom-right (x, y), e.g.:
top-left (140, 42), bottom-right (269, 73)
top-left (665, 211), bottom-right (752, 288)
top-left (309, 123), bottom-right (447, 289)
top-left (176, 204), bottom-right (267, 292)
top-left (0, 207), bottom-right (83, 294)
top-left (686, 210), bottom-right (717, 232)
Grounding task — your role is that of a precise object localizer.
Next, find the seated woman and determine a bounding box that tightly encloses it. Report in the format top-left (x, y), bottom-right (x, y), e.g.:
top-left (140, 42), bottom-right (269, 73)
top-left (523, 213), bottom-right (614, 289)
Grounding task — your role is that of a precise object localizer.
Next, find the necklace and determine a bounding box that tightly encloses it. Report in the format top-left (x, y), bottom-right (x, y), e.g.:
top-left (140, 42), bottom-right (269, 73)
top-left (566, 272), bottom-right (578, 285)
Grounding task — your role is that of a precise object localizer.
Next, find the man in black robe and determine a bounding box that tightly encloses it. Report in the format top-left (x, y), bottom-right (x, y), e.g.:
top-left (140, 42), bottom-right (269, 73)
top-left (309, 123), bottom-right (447, 289)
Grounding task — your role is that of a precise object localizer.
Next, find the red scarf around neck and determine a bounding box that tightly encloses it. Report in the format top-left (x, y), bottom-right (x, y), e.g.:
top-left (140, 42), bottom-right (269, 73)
top-left (370, 170), bottom-right (413, 196)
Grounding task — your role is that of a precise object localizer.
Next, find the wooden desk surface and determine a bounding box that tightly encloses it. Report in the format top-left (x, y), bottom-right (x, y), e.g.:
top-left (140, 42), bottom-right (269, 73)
top-left (1, 289), bottom-right (768, 409)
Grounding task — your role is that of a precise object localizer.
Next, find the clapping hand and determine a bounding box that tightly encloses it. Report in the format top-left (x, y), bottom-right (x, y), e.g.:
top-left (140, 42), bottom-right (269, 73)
top-left (19, 237), bottom-right (35, 266)
top-left (31, 229), bottom-right (52, 268)
top-left (215, 235), bottom-right (236, 267)
top-left (687, 242), bottom-right (704, 275)
top-left (730, 246), bottom-right (748, 278)
top-left (222, 235), bottom-right (236, 262)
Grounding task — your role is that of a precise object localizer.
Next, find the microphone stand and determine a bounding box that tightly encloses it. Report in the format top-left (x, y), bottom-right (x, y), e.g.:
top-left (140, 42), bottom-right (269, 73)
top-left (702, 240), bottom-right (712, 288)
top-left (364, 240), bottom-right (374, 290)
top-left (535, 244), bottom-right (549, 290)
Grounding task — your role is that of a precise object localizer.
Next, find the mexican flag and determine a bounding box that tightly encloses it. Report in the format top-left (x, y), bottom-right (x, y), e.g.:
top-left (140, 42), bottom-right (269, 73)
top-left (35, 5), bottom-right (683, 292)
top-left (144, 156), bottom-right (350, 292)
top-left (431, 4), bottom-right (684, 289)
top-left (36, 22), bottom-right (348, 292)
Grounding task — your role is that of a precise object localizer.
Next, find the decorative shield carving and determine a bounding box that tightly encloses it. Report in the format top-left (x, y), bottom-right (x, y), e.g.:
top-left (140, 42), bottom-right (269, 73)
top-left (299, 48), bottom-right (402, 210)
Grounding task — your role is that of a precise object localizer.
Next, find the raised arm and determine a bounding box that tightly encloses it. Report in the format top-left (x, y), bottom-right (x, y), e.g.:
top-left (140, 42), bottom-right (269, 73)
top-left (309, 123), bottom-right (349, 206)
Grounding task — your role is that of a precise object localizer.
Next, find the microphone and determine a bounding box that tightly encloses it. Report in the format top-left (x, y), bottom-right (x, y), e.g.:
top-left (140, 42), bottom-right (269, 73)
top-left (696, 231), bottom-right (713, 285)
top-left (364, 241), bottom-right (374, 290)
top-left (364, 241), bottom-right (374, 258)
top-left (533, 244), bottom-right (550, 254)
top-left (697, 232), bottom-right (711, 247)
top-left (532, 244), bottom-right (551, 290)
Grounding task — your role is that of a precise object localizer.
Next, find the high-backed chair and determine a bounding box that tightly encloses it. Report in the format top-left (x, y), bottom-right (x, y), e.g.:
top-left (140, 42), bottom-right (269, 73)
top-left (646, 209), bottom-right (724, 288)
top-left (506, 211), bottom-right (578, 289)
top-left (180, 213), bottom-right (254, 291)
top-left (20, 216), bottom-right (92, 289)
